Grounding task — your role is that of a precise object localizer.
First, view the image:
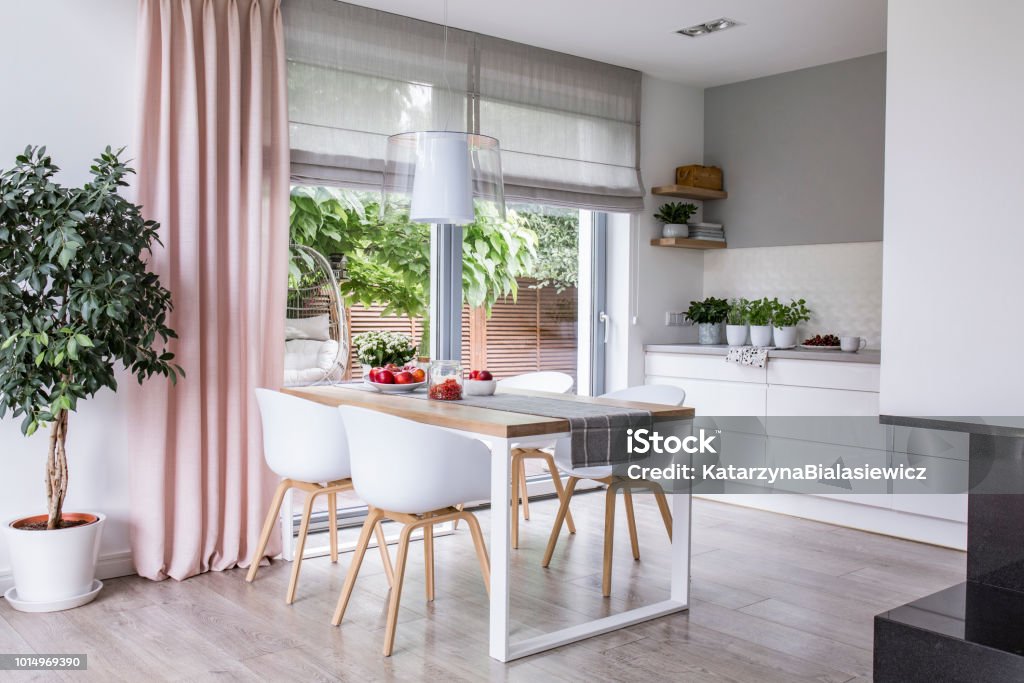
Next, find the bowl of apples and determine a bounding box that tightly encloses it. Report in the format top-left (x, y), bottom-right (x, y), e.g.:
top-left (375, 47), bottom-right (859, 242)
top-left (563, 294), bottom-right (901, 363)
top-left (464, 369), bottom-right (496, 396)
top-left (364, 363), bottom-right (427, 393)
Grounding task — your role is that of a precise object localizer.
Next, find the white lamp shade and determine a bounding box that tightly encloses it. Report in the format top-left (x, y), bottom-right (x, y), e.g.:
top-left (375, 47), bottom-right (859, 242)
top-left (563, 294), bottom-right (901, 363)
top-left (411, 132), bottom-right (474, 224)
top-left (383, 131), bottom-right (504, 225)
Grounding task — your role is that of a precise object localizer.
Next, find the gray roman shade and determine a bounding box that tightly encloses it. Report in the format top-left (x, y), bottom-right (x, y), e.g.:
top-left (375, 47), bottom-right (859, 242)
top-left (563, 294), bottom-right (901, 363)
top-left (283, 0), bottom-right (645, 211)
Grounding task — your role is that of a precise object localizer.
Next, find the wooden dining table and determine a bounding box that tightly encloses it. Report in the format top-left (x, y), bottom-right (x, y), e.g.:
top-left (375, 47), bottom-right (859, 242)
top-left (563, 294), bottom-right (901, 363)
top-left (284, 383), bottom-right (696, 662)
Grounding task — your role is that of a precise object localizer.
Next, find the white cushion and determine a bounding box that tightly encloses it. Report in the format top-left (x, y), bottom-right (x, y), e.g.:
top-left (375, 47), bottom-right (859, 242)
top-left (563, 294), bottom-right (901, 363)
top-left (285, 314), bottom-right (331, 341)
top-left (283, 339), bottom-right (343, 387)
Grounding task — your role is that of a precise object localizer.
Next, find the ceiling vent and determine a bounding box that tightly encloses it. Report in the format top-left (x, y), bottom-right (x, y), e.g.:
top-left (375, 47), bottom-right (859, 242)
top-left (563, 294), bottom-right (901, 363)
top-left (677, 18), bottom-right (740, 38)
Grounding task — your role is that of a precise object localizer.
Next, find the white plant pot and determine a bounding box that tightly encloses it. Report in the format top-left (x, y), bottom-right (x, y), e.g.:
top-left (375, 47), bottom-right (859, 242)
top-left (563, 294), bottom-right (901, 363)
top-left (773, 326), bottom-right (798, 349)
top-left (725, 324), bottom-right (749, 346)
top-left (3, 512), bottom-right (105, 611)
top-left (661, 224), bottom-right (689, 238)
top-left (697, 322), bottom-right (722, 345)
top-left (749, 325), bottom-right (773, 347)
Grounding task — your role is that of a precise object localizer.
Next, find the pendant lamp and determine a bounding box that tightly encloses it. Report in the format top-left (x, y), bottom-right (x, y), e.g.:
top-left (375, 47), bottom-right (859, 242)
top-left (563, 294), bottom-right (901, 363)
top-left (384, 131), bottom-right (504, 225)
top-left (382, 1), bottom-right (504, 225)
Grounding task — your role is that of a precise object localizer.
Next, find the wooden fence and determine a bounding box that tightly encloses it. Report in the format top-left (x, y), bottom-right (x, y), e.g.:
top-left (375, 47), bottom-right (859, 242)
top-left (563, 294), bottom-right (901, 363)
top-left (346, 278), bottom-right (577, 383)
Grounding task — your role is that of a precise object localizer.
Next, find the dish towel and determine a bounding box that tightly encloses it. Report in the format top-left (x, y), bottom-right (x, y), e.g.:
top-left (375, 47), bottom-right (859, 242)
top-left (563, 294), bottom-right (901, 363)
top-left (726, 346), bottom-right (770, 368)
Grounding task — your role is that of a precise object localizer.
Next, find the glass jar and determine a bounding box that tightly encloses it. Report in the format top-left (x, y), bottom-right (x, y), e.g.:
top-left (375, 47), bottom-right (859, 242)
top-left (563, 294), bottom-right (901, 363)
top-left (428, 360), bottom-right (463, 400)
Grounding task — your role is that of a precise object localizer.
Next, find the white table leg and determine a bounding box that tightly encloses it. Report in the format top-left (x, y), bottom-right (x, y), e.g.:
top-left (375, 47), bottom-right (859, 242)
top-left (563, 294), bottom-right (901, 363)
top-left (487, 422), bottom-right (692, 662)
top-left (487, 436), bottom-right (513, 662)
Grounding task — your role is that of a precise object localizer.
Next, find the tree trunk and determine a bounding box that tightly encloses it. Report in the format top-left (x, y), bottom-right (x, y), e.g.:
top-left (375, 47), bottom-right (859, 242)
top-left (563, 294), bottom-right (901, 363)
top-left (45, 409), bottom-right (69, 530)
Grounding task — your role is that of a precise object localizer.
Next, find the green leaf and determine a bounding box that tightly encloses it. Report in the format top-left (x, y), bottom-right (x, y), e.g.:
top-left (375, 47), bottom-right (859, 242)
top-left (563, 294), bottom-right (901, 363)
top-left (74, 333), bottom-right (94, 348)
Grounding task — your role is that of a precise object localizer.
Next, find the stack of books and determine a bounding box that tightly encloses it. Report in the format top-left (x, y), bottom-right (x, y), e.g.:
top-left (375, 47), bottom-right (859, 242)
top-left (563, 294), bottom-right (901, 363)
top-left (686, 222), bottom-right (726, 242)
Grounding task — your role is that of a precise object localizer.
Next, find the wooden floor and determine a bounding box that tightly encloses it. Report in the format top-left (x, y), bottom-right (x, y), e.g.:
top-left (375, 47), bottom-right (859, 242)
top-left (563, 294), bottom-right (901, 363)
top-left (0, 495), bottom-right (965, 682)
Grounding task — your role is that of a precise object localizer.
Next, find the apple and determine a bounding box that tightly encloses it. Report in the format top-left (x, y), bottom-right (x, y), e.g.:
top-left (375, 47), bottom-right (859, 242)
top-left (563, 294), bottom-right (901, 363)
top-left (477, 370), bottom-right (493, 381)
top-left (394, 371), bottom-right (414, 384)
top-left (368, 367), bottom-right (382, 382)
top-left (375, 369), bottom-right (395, 384)
top-left (412, 368), bottom-right (426, 383)
top-left (469, 370), bottom-right (479, 380)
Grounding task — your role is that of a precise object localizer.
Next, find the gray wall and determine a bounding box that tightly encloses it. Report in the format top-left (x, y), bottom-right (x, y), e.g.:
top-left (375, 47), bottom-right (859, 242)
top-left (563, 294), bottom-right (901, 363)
top-left (704, 53), bottom-right (886, 248)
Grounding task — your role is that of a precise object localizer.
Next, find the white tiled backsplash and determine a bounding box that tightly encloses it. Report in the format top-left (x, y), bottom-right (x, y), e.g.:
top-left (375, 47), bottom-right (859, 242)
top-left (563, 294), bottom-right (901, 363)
top-left (703, 242), bottom-right (882, 348)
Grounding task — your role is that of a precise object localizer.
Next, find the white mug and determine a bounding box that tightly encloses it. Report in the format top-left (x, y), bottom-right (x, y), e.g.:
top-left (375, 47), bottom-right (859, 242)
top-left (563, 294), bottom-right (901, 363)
top-left (840, 336), bottom-right (867, 353)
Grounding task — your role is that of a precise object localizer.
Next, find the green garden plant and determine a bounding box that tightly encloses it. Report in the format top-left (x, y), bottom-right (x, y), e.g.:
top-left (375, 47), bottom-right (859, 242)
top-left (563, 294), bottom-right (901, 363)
top-left (770, 298), bottom-right (811, 327)
top-left (0, 147), bottom-right (182, 530)
top-left (726, 298), bottom-right (750, 325)
top-left (653, 202), bottom-right (698, 225)
top-left (747, 297), bottom-right (775, 326)
top-left (684, 297), bottom-right (730, 325)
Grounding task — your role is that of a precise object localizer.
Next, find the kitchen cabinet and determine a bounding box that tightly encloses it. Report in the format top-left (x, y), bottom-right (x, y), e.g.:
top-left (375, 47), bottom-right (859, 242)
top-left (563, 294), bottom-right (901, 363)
top-left (645, 346), bottom-right (968, 549)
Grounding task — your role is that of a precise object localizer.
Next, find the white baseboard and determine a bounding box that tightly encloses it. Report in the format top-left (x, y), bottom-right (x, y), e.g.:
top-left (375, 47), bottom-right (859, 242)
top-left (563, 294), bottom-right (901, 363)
top-left (699, 493), bottom-right (967, 550)
top-left (0, 550), bottom-right (136, 594)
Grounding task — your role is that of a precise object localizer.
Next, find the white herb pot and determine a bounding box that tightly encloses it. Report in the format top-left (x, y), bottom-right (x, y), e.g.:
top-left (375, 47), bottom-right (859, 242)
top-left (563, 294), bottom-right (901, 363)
top-left (749, 325), bottom-right (773, 347)
top-left (773, 326), bottom-right (798, 349)
top-left (3, 512), bottom-right (105, 611)
top-left (725, 324), bottom-right (749, 346)
top-left (697, 322), bottom-right (722, 345)
top-left (661, 224), bottom-right (689, 238)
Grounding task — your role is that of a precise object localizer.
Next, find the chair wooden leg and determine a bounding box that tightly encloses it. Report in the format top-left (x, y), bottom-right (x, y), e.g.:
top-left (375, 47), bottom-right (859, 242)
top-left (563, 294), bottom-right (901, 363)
top-left (511, 452), bottom-right (522, 549)
top-left (246, 478), bottom-right (291, 583)
top-left (286, 488), bottom-right (321, 604)
top-left (542, 476), bottom-right (579, 567)
top-left (653, 486), bottom-right (673, 541)
top-left (541, 454), bottom-right (576, 534)
top-left (623, 487), bottom-right (640, 561)
top-left (327, 491), bottom-right (339, 563)
top-left (459, 512), bottom-right (491, 596)
top-left (519, 460), bottom-right (530, 521)
top-left (374, 521), bottom-right (395, 588)
top-left (602, 482), bottom-right (618, 597)
top-left (453, 503), bottom-right (464, 530)
top-left (423, 522), bottom-right (435, 602)
top-left (332, 508), bottom-right (384, 626)
top-left (383, 524), bottom-right (414, 656)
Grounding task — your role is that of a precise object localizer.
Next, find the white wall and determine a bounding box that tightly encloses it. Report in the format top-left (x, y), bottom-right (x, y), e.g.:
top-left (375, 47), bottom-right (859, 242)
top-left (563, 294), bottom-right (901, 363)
top-left (0, 0), bottom-right (139, 585)
top-left (704, 242), bottom-right (884, 348)
top-left (606, 75), bottom-right (705, 390)
top-left (880, 0), bottom-right (1024, 416)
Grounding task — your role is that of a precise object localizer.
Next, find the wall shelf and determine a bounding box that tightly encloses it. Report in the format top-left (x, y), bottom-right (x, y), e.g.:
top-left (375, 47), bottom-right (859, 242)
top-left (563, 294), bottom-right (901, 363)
top-left (651, 184), bottom-right (728, 200)
top-left (650, 237), bottom-right (727, 250)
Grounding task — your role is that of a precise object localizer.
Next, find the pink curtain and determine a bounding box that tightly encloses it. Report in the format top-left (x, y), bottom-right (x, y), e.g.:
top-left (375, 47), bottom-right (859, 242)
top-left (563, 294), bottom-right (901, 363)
top-left (128, 0), bottom-right (289, 580)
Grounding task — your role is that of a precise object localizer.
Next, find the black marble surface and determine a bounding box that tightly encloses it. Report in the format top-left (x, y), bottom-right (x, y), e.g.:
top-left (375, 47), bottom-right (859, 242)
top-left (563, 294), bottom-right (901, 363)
top-left (968, 434), bottom-right (1024, 593)
top-left (875, 582), bottom-right (1024, 682)
top-left (875, 421), bottom-right (1024, 680)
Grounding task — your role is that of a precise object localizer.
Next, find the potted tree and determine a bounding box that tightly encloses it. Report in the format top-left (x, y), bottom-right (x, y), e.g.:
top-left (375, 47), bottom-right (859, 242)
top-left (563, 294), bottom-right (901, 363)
top-left (747, 297), bottom-right (775, 347)
top-left (653, 202), bottom-right (698, 238)
top-left (0, 147), bottom-right (182, 612)
top-left (725, 298), bottom-right (750, 346)
top-left (684, 297), bottom-right (729, 344)
top-left (770, 297), bottom-right (811, 349)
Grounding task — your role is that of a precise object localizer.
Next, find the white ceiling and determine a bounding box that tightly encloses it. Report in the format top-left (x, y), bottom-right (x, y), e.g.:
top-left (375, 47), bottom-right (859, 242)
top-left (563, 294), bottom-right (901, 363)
top-left (341, 0), bottom-right (886, 87)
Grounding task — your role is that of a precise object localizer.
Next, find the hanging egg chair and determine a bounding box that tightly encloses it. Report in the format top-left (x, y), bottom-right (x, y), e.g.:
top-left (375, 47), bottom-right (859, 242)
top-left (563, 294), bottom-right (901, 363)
top-left (283, 244), bottom-right (348, 386)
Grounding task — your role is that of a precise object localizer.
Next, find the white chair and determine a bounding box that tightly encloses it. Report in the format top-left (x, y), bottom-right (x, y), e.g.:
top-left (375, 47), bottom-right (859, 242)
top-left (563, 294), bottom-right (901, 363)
top-left (246, 389), bottom-right (394, 604)
top-left (331, 406), bottom-right (491, 657)
top-left (541, 384), bottom-right (686, 597)
top-left (495, 371), bottom-right (576, 548)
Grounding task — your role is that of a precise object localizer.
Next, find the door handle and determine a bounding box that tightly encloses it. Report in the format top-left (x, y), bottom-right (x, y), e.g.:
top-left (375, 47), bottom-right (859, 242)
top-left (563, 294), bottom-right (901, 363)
top-left (599, 312), bottom-right (610, 344)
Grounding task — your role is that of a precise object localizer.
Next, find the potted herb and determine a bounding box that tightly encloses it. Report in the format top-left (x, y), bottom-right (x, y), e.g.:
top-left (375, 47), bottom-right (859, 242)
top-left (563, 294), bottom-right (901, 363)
top-left (684, 297), bottom-right (729, 344)
top-left (653, 202), bottom-right (698, 238)
top-left (770, 298), bottom-right (811, 349)
top-left (747, 297), bottom-right (775, 347)
top-left (352, 330), bottom-right (416, 374)
top-left (725, 298), bottom-right (750, 346)
top-left (0, 147), bottom-right (182, 611)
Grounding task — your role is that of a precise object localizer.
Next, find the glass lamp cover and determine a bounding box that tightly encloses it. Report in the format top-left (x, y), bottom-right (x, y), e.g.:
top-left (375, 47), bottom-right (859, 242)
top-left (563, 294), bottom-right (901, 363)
top-left (383, 131), bottom-right (505, 225)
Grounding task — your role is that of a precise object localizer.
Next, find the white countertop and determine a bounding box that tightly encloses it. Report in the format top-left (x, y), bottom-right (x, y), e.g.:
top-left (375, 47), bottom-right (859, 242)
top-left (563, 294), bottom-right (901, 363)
top-left (645, 343), bottom-right (881, 364)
